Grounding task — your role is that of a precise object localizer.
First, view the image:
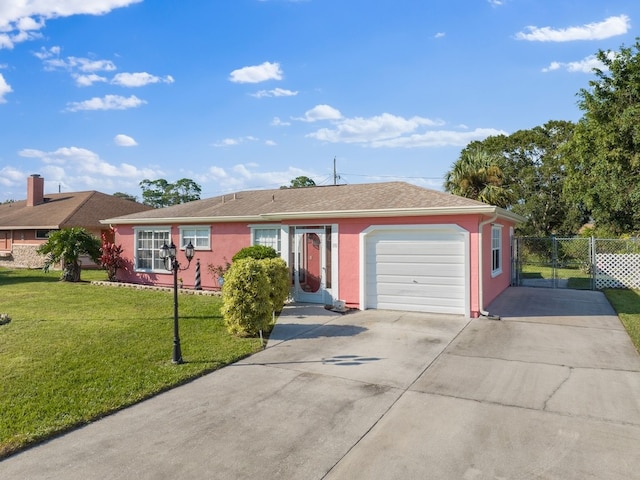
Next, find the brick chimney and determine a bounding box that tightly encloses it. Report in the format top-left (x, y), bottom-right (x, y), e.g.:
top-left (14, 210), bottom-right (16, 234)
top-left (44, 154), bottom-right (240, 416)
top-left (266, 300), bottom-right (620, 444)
top-left (27, 174), bottom-right (45, 207)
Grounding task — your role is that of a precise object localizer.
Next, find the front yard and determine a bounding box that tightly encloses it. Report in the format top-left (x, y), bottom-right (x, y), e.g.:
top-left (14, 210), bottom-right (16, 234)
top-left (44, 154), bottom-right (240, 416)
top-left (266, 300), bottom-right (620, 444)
top-left (0, 268), bottom-right (263, 458)
top-left (2, 267), bottom-right (639, 460)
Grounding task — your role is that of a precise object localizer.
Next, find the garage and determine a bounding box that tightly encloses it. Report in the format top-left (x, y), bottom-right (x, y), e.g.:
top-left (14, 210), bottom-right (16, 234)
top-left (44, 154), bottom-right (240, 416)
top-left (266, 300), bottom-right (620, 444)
top-left (361, 225), bottom-right (469, 315)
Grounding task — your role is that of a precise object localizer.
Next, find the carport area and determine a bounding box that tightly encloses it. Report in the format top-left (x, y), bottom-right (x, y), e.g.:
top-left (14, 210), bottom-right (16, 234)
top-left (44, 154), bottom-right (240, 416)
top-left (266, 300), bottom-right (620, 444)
top-left (2, 288), bottom-right (640, 479)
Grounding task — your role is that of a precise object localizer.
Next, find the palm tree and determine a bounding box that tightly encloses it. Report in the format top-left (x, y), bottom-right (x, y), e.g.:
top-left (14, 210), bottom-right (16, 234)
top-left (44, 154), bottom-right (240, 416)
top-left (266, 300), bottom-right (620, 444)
top-left (444, 148), bottom-right (513, 208)
top-left (37, 227), bottom-right (102, 282)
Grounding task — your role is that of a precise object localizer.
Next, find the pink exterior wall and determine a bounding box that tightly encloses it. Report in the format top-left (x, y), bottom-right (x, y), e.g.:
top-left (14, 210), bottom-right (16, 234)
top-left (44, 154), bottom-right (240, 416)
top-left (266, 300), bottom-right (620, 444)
top-left (113, 213), bottom-right (518, 316)
top-left (331, 215), bottom-right (482, 314)
top-left (114, 223), bottom-right (254, 290)
top-left (481, 221), bottom-right (515, 310)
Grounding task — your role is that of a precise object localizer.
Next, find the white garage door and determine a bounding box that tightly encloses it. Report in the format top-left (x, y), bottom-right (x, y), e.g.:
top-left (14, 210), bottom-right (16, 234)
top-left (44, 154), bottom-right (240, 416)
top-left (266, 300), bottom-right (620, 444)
top-left (364, 226), bottom-right (468, 315)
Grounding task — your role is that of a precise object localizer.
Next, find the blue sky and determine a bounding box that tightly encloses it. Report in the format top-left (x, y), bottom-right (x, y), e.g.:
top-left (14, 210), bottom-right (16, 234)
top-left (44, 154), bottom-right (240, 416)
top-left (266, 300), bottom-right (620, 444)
top-left (0, 0), bottom-right (639, 202)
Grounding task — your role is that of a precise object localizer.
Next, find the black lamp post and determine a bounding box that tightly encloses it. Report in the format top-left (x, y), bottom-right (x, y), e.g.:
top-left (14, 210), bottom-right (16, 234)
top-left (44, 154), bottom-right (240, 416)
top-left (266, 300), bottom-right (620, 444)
top-left (159, 240), bottom-right (195, 364)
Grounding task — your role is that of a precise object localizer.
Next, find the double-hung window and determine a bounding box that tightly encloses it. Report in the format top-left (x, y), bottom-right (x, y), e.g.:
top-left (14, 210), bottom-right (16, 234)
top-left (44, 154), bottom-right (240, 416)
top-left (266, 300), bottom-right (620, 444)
top-left (135, 227), bottom-right (170, 271)
top-left (251, 226), bottom-right (282, 255)
top-left (491, 225), bottom-right (502, 276)
top-left (179, 227), bottom-right (210, 250)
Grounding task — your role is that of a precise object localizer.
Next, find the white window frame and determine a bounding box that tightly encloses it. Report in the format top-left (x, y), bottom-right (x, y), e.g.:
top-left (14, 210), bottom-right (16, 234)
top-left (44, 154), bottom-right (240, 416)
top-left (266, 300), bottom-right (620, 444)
top-left (249, 224), bottom-right (287, 256)
top-left (491, 224), bottom-right (503, 277)
top-left (134, 226), bottom-right (171, 272)
top-left (179, 226), bottom-right (211, 251)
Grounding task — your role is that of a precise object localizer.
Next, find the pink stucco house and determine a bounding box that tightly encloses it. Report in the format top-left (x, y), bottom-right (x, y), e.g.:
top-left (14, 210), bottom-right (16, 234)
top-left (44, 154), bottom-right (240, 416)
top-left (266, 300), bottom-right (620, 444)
top-left (101, 182), bottom-right (524, 318)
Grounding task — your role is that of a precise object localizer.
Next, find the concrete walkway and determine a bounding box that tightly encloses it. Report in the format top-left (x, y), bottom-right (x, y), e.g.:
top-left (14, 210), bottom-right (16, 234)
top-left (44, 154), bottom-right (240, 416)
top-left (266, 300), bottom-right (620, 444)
top-left (2, 288), bottom-right (640, 479)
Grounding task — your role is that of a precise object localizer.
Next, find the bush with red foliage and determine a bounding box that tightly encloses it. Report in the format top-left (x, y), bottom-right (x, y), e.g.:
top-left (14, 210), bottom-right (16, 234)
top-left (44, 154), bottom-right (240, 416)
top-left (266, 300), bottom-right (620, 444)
top-left (100, 230), bottom-right (125, 282)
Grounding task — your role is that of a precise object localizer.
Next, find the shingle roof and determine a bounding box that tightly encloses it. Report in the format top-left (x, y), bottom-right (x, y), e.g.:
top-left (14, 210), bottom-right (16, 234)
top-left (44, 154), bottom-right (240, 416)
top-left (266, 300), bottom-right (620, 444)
top-left (0, 191), bottom-right (153, 229)
top-left (103, 182), bottom-right (524, 224)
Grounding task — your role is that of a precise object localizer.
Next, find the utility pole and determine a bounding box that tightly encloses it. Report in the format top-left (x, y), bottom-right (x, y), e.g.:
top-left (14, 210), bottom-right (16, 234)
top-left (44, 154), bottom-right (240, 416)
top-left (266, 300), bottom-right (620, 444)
top-left (333, 156), bottom-right (338, 185)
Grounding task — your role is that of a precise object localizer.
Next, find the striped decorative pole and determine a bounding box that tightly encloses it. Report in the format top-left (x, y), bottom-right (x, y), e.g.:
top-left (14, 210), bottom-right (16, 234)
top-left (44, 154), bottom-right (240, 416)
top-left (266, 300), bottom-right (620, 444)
top-left (194, 259), bottom-right (202, 290)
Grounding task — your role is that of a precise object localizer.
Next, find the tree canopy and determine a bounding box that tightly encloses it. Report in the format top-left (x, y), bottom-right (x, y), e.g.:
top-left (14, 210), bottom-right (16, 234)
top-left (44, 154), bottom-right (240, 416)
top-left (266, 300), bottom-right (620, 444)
top-left (563, 39), bottom-right (640, 235)
top-left (139, 178), bottom-right (202, 208)
top-left (444, 148), bottom-right (513, 208)
top-left (454, 120), bottom-right (584, 236)
top-left (280, 176), bottom-right (316, 189)
top-left (112, 192), bottom-right (138, 202)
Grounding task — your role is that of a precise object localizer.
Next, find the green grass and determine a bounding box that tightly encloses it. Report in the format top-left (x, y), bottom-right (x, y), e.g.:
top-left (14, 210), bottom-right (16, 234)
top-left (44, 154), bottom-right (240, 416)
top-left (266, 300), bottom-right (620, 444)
top-left (604, 289), bottom-right (640, 354)
top-left (0, 268), bottom-right (263, 458)
top-left (520, 264), bottom-right (592, 289)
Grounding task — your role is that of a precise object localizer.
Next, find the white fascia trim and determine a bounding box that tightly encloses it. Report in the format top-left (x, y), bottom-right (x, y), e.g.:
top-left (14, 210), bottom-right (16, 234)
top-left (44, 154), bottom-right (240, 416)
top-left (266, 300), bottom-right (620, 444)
top-left (102, 215), bottom-right (266, 225)
top-left (3, 225), bottom-right (59, 230)
top-left (102, 206), bottom-right (526, 225)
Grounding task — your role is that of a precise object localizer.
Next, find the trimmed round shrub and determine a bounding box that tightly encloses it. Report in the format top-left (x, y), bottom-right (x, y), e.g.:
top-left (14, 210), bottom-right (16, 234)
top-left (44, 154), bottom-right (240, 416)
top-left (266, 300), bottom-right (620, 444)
top-left (221, 258), bottom-right (271, 337)
top-left (232, 245), bottom-right (278, 262)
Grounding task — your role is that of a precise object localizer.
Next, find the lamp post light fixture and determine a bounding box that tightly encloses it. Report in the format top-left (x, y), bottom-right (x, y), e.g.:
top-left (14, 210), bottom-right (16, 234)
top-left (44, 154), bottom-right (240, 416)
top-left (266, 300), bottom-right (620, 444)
top-left (159, 240), bottom-right (195, 364)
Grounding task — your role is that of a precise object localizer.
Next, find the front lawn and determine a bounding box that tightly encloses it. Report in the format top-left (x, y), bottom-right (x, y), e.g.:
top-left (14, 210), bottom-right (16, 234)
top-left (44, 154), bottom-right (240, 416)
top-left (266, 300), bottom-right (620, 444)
top-left (0, 268), bottom-right (263, 458)
top-left (604, 289), bottom-right (640, 353)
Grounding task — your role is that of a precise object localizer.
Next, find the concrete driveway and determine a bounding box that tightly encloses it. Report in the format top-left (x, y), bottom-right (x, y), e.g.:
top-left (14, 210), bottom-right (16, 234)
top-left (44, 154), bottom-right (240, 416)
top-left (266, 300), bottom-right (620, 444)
top-left (2, 287), bottom-right (640, 479)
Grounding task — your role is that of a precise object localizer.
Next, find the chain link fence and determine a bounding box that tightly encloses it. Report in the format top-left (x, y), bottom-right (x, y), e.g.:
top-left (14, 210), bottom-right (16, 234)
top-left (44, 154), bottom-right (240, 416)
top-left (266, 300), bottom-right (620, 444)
top-left (513, 237), bottom-right (640, 290)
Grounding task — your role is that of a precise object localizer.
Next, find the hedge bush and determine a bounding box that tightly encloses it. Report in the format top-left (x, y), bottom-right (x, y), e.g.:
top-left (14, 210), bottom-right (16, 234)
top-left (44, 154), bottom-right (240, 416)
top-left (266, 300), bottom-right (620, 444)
top-left (262, 257), bottom-right (290, 313)
top-left (221, 258), bottom-right (271, 337)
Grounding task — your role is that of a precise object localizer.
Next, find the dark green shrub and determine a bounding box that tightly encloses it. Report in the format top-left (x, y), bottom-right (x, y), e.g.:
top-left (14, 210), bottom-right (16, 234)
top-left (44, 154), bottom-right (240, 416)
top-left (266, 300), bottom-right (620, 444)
top-left (232, 245), bottom-right (278, 262)
top-left (221, 259), bottom-right (271, 337)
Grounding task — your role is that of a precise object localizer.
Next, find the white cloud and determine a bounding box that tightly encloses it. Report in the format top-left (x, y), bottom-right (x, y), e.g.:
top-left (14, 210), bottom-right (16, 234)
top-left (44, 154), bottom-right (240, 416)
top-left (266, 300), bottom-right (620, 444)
top-left (271, 116), bottom-right (291, 126)
top-left (0, 166), bottom-right (25, 187)
top-left (297, 104), bottom-right (343, 122)
top-left (250, 87), bottom-right (298, 98)
top-left (265, 140), bottom-right (277, 146)
top-left (114, 134), bottom-right (138, 146)
top-left (229, 61), bottom-right (283, 83)
top-left (488, 0), bottom-right (504, 6)
top-left (369, 128), bottom-right (508, 148)
top-left (38, 51), bottom-right (117, 73)
top-left (66, 94), bottom-right (146, 112)
top-left (0, 1), bottom-right (142, 49)
top-left (0, 73), bottom-right (12, 103)
top-left (18, 146), bottom-right (157, 180)
top-left (307, 112), bottom-right (445, 144)
top-left (434, 32), bottom-right (445, 39)
top-left (74, 73), bottom-right (107, 87)
top-left (212, 136), bottom-right (259, 147)
top-left (305, 110), bottom-right (501, 148)
top-left (516, 15), bottom-right (630, 42)
top-left (112, 72), bottom-right (175, 87)
top-left (542, 51), bottom-right (616, 73)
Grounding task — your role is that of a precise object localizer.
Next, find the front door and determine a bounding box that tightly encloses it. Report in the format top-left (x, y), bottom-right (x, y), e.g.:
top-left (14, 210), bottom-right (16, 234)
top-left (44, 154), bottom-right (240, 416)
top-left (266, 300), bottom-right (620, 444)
top-left (294, 228), bottom-right (327, 303)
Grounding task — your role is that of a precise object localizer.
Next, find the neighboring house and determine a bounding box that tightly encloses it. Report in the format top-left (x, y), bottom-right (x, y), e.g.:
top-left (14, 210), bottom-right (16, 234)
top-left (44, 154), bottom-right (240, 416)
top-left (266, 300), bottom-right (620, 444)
top-left (0, 174), bottom-right (153, 269)
top-left (102, 182), bottom-right (524, 317)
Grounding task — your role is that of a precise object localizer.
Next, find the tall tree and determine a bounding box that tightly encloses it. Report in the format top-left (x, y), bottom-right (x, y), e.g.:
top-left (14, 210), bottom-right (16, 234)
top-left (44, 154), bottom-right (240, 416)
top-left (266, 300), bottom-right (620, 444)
top-left (564, 39), bottom-right (640, 234)
top-left (461, 120), bottom-right (583, 236)
top-left (280, 176), bottom-right (316, 189)
top-left (139, 178), bottom-right (201, 208)
top-left (37, 227), bottom-right (102, 282)
top-left (444, 148), bottom-right (513, 208)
